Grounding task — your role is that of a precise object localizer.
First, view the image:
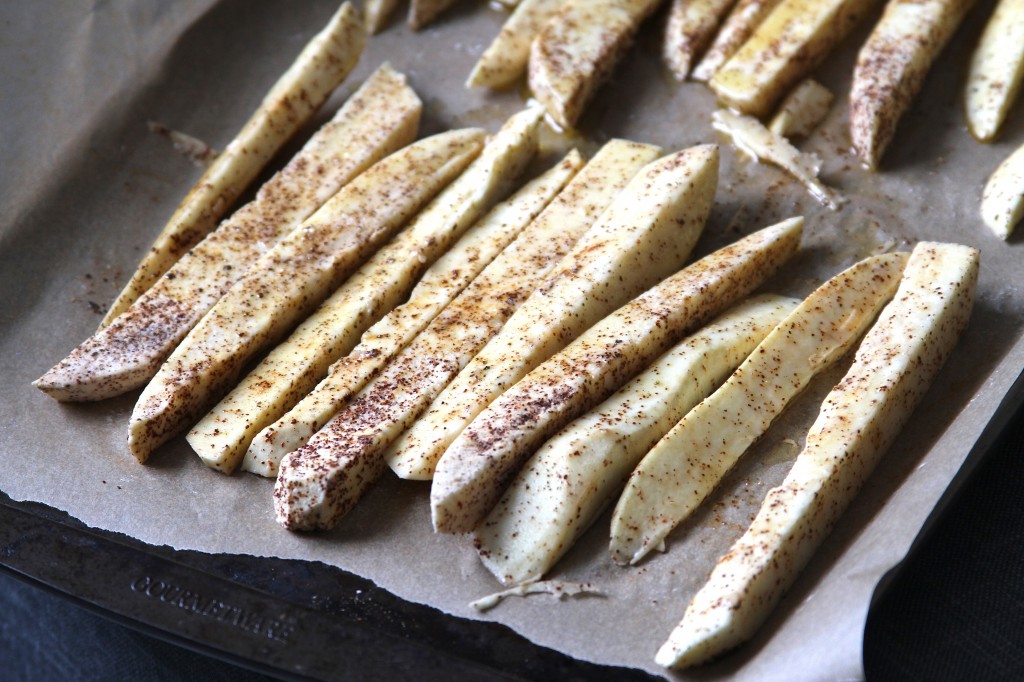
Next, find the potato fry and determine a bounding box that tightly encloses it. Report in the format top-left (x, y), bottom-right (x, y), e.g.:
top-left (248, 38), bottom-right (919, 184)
top-left (467, 0), bottom-right (566, 89)
top-left (188, 109), bottom-right (545, 473)
top-left (245, 151), bottom-right (584, 477)
top-left (710, 0), bottom-right (877, 117)
top-left (663, 0), bottom-right (738, 80)
top-left (366, 0), bottom-right (401, 33)
top-left (34, 65), bottom-right (421, 402)
top-left (768, 78), bottom-right (834, 138)
top-left (656, 242), bottom-right (978, 669)
top-left (609, 252), bottom-right (909, 565)
top-left (850, 0), bottom-right (976, 169)
top-left (409, 0), bottom-right (459, 30)
top-left (980, 141), bottom-right (1024, 240)
top-left (965, 0), bottom-right (1024, 142)
top-left (127, 129), bottom-right (485, 462)
top-left (690, 0), bottom-right (781, 82)
top-left (100, 3), bottom-right (366, 327)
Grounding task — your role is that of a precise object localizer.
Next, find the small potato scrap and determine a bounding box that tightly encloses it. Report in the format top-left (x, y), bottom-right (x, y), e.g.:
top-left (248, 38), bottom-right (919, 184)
top-left (656, 242), bottom-right (978, 669)
top-left (409, 0), bottom-right (458, 30)
top-left (467, 0), bottom-right (566, 89)
top-left (365, 0), bottom-right (400, 33)
top-left (710, 0), bottom-right (878, 118)
top-left (100, 3), bottom-right (366, 327)
top-left (850, 0), bottom-right (976, 169)
top-left (768, 78), bottom-right (834, 139)
top-left (663, 0), bottom-right (738, 81)
top-left (609, 251), bottom-right (909, 566)
top-left (966, 0), bottom-right (1024, 142)
top-left (690, 0), bottom-right (782, 82)
top-left (981, 141), bottom-right (1024, 240)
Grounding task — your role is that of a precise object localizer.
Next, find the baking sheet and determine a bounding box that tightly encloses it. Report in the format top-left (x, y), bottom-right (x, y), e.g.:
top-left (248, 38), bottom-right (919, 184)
top-left (2, 1), bottom-right (1023, 679)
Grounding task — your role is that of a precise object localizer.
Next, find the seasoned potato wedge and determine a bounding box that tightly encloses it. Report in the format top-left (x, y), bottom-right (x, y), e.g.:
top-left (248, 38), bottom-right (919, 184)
top-left (656, 242), bottom-right (978, 669)
top-left (528, 0), bottom-right (662, 128)
top-left (100, 3), bottom-right (366, 327)
top-left (474, 294), bottom-right (797, 585)
top-left (467, 0), bottom-right (566, 88)
top-left (409, 0), bottom-right (458, 29)
top-left (981, 141), bottom-right (1024, 240)
top-left (127, 129), bottom-right (485, 462)
top-left (850, 0), bottom-right (975, 169)
top-left (710, 0), bottom-right (877, 117)
top-left (610, 252), bottom-right (909, 565)
top-left (366, 0), bottom-right (400, 33)
top-left (273, 140), bottom-right (661, 529)
top-left (186, 109), bottom-right (544, 473)
top-left (34, 65), bottom-right (421, 402)
top-left (663, 0), bottom-right (737, 80)
top-left (768, 78), bottom-right (834, 138)
top-left (966, 0), bottom-right (1024, 141)
top-left (245, 151), bottom-right (583, 477)
top-left (690, 0), bottom-right (782, 82)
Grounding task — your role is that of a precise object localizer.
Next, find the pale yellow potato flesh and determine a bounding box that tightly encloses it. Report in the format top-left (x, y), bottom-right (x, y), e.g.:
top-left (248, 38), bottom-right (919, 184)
top-left (850, 0), bottom-right (975, 170)
top-left (474, 294), bottom-right (801, 587)
top-left (528, 0), bottom-right (662, 128)
top-left (609, 251), bottom-right (910, 565)
top-left (100, 3), bottom-right (366, 327)
top-left (245, 151), bottom-right (584, 477)
top-left (656, 242), bottom-right (978, 669)
top-left (34, 65), bottom-right (421, 402)
top-left (981, 141), bottom-right (1024, 240)
top-left (691, 0), bottom-right (781, 82)
top-left (409, 0), bottom-right (459, 30)
top-left (663, 0), bottom-right (737, 80)
top-left (768, 78), bottom-right (834, 138)
top-left (127, 129), bottom-right (485, 462)
top-left (429, 145), bottom-right (723, 533)
top-left (467, 0), bottom-right (566, 89)
top-left (966, 0), bottom-right (1024, 141)
top-left (187, 109), bottom-right (544, 473)
top-left (273, 140), bottom-right (661, 530)
top-left (710, 0), bottom-right (878, 117)
top-left (366, 0), bottom-right (401, 33)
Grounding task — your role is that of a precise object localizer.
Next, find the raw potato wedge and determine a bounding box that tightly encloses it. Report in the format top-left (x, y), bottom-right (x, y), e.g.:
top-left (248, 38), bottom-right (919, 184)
top-left (366, 0), bottom-right (401, 33)
top-left (981, 141), bottom-right (1024, 240)
top-left (663, 0), bottom-right (738, 80)
top-left (409, 0), bottom-right (458, 30)
top-left (245, 151), bottom-right (584, 477)
top-left (476, 294), bottom-right (798, 586)
top-left (712, 109), bottom-right (841, 210)
top-left (428, 145), bottom-right (721, 533)
top-left (850, 0), bottom-right (976, 170)
top-left (100, 3), bottom-right (366, 327)
top-left (467, 0), bottom-right (566, 88)
top-left (274, 140), bottom-right (662, 529)
top-left (965, 0), bottom-right (1024, 142)
top-left (34, 65), bottom-right (421, 402)
top-left (528, 0), bottom-right (662, 128)
top-left (435, 218), bottom-right (800, 535)
top-left (691, 0), bottom-right (781, 82)
top-left (656, 242), bottom-right (978, 669)
top-left (127, 129), bottom-right (485, 462)
top-left (710, 0), bottom-right (878, 117)
top-left (188, 108), bottom-right (546, 473)
top-left (768, 78), bottom-right (834, 138)
top-left (609, 251), bottom-right (910, 565)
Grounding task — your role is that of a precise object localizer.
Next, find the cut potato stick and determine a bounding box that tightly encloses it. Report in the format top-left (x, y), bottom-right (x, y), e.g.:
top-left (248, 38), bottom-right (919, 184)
top-left (609, 251), bottom-right (909, 565)
top-left (663, 0), bottom-right (738, 80)
top-left (475, 293), bottom-right (799, 586)
top-left (528, 0), bottom-right (662, 128)
top-left (409, 0), bottom-right (458, 29)
top-left (100, 3), bottom-right (366, 327)
top-left (127, 129), bottom-right (485, 462)
top-left (850, 0), bottom-right (976, 170)
top-left (34, 65), bottom-right (421, 402)
top-left (690, 0), bottom-right (781, 82)
top-left (427, 146), bottom-right (721, 533)
top-left (966, 0), bottom-right (1024, 142)
top-left (366, 0), bottom-right (401, 33)
top-left (274, 140), bottom-right (661, 529)
top-left (656, 242), bottom-right (978, 669)
top-left (768, 78), bottom-right (834, 138)
top-left (981, 141), bottom-right (1024, 240)
top-left (434, 216), bottom-right (799, 535)
top-left (712, 109), bottom-right (841, 210)
top-left (245, 150), bottom-right (584, 477)
top-left (188, 109), bottom-right (545, 473)
top-left (467, 0), bottom-right (566, 89)
top-left (710, 0), bottom-right (877, 117)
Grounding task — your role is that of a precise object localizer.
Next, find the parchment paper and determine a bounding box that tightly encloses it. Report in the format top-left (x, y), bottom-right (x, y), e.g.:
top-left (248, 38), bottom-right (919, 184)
top-left (2, 1), bottom-right (1022, 679)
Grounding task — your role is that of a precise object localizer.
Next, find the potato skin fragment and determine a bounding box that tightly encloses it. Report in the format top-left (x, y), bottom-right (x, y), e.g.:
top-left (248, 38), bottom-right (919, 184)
top-left (467, 0), bottom-right (566, 89)
top-left (850, 0), bottom-right (976, 170)
top-left (100, 3), bottom-right (367, 327)
top-left (980, 141), bottom-right (1024, 240)
top-left (656, 242), bottom-right (978, 669)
